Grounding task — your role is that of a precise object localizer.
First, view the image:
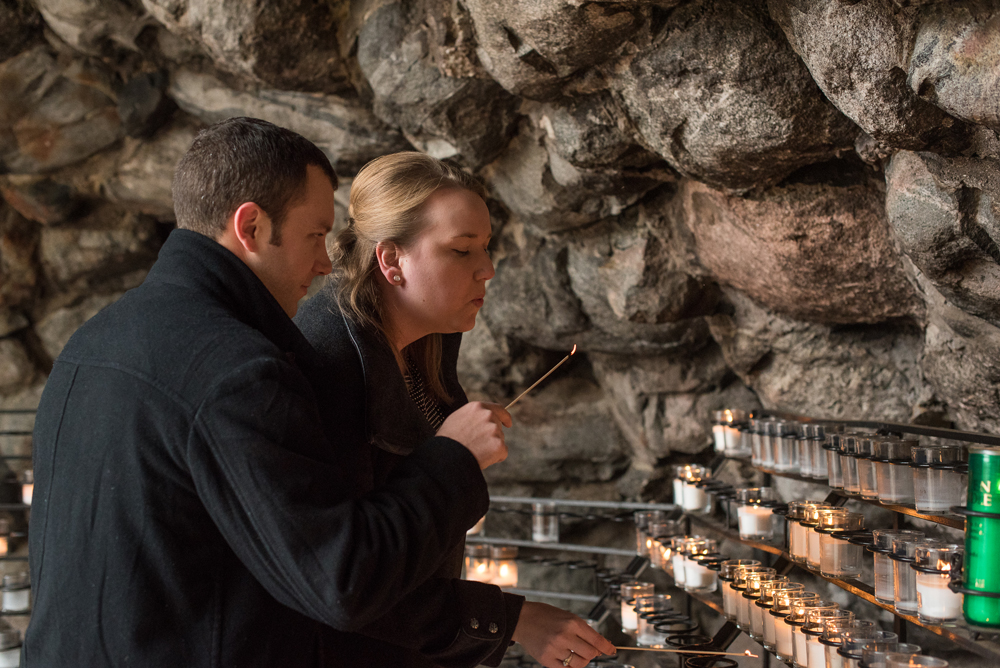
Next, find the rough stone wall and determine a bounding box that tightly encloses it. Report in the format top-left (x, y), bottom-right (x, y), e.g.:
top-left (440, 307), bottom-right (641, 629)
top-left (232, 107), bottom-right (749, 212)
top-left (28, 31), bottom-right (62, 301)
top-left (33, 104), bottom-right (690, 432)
top-left (1, 0), bottom-right (999, 499)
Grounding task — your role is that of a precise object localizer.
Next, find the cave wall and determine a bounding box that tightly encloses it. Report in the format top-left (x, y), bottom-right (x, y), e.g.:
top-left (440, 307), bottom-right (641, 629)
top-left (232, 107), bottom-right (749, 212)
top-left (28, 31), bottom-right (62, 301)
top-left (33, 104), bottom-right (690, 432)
top-left (1, 0), bottom-right (999, 498)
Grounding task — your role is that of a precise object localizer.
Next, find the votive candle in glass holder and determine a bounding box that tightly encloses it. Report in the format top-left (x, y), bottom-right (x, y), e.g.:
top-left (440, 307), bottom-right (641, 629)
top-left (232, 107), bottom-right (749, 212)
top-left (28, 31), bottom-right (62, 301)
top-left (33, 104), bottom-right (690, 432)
top-left (818, 511), bottom-right (865, 578)
top-left (674, 465), bottom-right (711, 513)
top-left (20, 469), bottom-right (32, 506)
top-left (861, 640), bottom-right (920, 668)
top-left (719, 559), bottom-right (761, 621)
top-left (750, 418), bottom-right (764, 466)
top-left (748, 574), bottom-right (786, 641)
top-left (827, 432), bottom-right (846, 489)
top-left (712, 409), bottom-right (747, 454)
top-left (734, 566), bottom-right (775, 630)
top-left (807, 508), bottom-right (847, 570)
top-left (761, 420), bottom-right (779, 470)
top-left (634, 594), bottom-right (672, 646)
top-left (803, 609), bottom-right (853, 668)
top-left (911, 445), bottom-right (966, 513)
top-left (810, 424), bottom-right (829, 480)
top-left (872, 530), bottom-right (923, 604)
top-left (532, 502), bottom-right (558, 543)
top-left (799, 424), bottom-right (815, 478)
top-left (774, 421), bottom-right (800, 473)
top-left (841, 434), bottom-right (862, 495)
top-left (736, 487), bottom-right (776, 540)
top-left (874, 438), bottom-right (916, 504)
top-left (646, 519), bottom-right (683, 563)
top-left (788, 599), bottom-right (839, 668)
top-left (0, 628), bottom-right (21, 668)
top-left (685, 552), bottom-right (722, 594)
top-left (787, 502), bottom-right (830, 563)
top-left (1, 573), bottom-right (29, 613)
top-left (838, 627), bottom-right (892, 668)
top-left (857, 437), bottom-right (878, 500)
top-left (464, 544), bottom-right (492, 583)
top-left (913, 543), bottom-right (963, 624)
top-left (893, 536), bottom-right (938, 614)
top-left (773, 590), bottom-right (819, 662)
top-left (821, 616), bottom-right (869, 668)
top-left (634, 509), bottom-right (669, 556)
top-left (761, 581), bottom-right (804, 652)
top-left (489, 546), bottom-right (519, 587)
top-left (619, 581), bottom-right (654, 633)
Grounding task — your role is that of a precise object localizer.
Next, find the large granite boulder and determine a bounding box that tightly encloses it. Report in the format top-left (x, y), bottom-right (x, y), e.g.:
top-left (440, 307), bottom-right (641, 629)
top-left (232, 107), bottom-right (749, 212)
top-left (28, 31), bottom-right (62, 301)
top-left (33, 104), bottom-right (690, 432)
top-left (767, 0), bottom-right (968, 152)
top-left (464, 0), bottom-right (647, 99)
top-left (0, 337), bottom-right (36, 396)
top-left (680, 172), bottom-right (923, 324)
top-left (142, 0), bottom-right (354, 94)
top-left (910, 1), bottom-right (1000, 132)
top-left (0, 174), bottom-right (80, 225)
top-left (35, 291), bottom-right (124, 361)
top-left (356, 0), bottom-right (520, 168)
top-left (168, 69), bottom-right (409, 175)
top-left (885, 150), bottom-right (1000, 328)
top-left (31, 0), bottom-right (151, 56)
top-left (0, 46), bottom-right (123, 173)
top-left (610, 0), bottom-right (858, 192)
top-left (707, 288), bottom-right (931, 422)
top-left (483, 117), bottom-right (673, 233)
top-left (0, 0), bottom-right (44, 61)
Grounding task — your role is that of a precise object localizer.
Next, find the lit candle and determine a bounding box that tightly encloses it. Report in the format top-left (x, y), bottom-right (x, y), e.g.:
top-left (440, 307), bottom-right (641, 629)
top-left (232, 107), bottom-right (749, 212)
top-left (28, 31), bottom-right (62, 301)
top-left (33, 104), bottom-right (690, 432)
top-left (465, 545), bottom-right (492, 583)
top-left (619, 582), bottom-right (653, 633)
top-left (913, 543), bottom-right (963, 623)
top-left (20, 469), bottom-right (32, 506)
top-left (489, 546), bottom-right (518, 587)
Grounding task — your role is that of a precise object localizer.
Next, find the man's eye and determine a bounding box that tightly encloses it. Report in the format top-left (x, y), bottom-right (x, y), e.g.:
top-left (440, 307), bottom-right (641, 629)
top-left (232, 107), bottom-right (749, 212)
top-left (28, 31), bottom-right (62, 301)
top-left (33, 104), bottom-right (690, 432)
top-left (453, 249), bottom-right (470, 256)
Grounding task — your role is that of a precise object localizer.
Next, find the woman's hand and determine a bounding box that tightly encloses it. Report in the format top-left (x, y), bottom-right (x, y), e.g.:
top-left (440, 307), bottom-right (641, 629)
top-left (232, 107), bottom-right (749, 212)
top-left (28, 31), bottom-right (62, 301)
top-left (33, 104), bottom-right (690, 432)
top-left (511, 602), bottom-right (617, 668)
top-left (436, 401), bottom-right (512, 469)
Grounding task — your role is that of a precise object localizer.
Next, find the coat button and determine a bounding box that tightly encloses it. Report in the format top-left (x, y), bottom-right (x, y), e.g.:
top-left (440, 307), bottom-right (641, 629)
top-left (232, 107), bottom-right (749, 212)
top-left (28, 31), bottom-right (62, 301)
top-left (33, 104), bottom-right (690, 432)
top-left (489, 622), bottom-right (498, 634)
top-left (470, 618), bottom-right (479, 629)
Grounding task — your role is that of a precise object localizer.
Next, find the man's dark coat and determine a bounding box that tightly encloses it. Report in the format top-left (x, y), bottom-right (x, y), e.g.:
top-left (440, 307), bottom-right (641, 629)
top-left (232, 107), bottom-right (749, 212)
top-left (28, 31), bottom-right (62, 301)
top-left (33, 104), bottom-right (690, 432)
top-left (24, 230), bottom-right (511, 667)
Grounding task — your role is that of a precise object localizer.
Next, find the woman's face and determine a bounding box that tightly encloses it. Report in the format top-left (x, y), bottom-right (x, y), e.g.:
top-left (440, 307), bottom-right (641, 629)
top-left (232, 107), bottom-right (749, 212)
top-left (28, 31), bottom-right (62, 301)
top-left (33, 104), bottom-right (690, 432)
top-left (393, 187), bottom-right (494, 337)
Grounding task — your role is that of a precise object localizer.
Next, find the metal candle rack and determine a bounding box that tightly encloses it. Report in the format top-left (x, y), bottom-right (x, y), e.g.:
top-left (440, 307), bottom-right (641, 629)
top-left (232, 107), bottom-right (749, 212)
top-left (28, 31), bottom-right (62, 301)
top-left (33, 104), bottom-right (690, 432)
top-left (0, 409), bottom-right (34, 622)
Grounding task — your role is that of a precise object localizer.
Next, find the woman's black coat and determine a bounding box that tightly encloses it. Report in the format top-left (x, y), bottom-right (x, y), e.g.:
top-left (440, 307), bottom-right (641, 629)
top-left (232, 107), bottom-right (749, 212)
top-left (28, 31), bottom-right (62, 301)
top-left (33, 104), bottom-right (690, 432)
top-left (295, 283), bottom-right (524, 667)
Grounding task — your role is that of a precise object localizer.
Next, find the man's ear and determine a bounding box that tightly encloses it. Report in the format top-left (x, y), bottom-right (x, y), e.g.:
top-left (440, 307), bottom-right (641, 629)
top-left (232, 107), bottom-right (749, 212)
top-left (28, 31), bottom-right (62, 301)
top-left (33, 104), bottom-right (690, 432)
top-left (375, 241), bottom-right (402, 286)
top-left (232, 202), bottom-right (269, 254)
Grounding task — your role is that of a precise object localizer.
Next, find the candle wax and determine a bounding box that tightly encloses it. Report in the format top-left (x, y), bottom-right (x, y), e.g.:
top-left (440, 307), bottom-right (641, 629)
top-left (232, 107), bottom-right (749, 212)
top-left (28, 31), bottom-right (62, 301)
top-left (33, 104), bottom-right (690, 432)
top-left (712, 425), bottom-right (727, 452)
top-left (808, 529), bottom-right (822, 569)
top-left (738, 505), bottom-right (773, 539)
top-left (776, 618), bottom-right (794, 660)
top-left (671, 555), bottom-right (687, 585)
top-left (620, 600), bottom-right (638, 631)
top-left (683, 483), bottom-right (708, 512)
top-left (3, 589), bottom-right (29, 612)
top-left (916, 572), bottom-right (962, 622)
top-left (807, 638), bottom-right (826, 668)
top-left (793, 627), bottom-right (809, 667)
top-left (21, 483), bottom-right (32, 506)
top-left (0, 647), bottom-right (18, 668)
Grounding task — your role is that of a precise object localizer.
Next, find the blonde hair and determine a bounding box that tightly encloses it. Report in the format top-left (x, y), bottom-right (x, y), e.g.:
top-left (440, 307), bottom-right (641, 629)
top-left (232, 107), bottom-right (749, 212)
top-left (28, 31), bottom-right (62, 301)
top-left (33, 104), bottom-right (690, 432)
top-left (332, 152), bottom-right (487, 403)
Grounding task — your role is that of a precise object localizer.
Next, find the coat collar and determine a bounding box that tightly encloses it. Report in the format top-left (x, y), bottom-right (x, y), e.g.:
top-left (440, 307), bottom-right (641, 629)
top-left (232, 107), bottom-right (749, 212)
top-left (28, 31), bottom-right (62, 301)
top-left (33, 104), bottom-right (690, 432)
top-left (145, 229), bottom-right (321, 369)
top-left (324, 285), bottom-right (468, 456)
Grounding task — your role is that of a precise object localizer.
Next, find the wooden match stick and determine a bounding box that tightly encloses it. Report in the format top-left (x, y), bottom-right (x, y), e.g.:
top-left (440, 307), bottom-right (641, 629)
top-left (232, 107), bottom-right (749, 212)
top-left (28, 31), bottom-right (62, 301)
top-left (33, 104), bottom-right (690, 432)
top-left (504, 345), bottom-right (577, 410)
top-left (613, 646), bottom-right (757, 658)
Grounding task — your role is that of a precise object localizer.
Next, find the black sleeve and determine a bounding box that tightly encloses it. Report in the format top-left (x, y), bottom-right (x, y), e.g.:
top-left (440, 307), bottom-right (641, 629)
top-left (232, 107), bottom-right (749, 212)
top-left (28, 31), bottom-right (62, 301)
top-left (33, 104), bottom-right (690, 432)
top-left (187, 356), bottom-right (489, 631)
top-left (353, 578), bottom-right (525, 668)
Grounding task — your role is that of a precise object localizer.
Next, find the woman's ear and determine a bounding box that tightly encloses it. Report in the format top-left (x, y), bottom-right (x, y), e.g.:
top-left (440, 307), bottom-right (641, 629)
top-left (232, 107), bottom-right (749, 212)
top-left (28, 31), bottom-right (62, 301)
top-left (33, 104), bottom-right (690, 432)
top-left (375, 241), bottom-right (403, 286)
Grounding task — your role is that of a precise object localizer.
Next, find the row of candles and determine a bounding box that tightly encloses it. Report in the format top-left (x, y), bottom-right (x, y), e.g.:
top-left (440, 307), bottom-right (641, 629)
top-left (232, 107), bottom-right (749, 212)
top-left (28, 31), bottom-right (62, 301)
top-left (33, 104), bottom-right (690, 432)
top-left (711, 409), bottom-right (1000, 628)
top-left (711, 411), bottom-right (967, 514)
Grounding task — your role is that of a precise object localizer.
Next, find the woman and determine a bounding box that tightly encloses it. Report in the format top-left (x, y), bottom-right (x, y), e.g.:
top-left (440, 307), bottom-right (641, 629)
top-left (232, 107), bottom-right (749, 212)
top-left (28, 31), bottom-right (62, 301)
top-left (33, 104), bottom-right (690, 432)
top-left (295, 153), bottom-right (614, 668)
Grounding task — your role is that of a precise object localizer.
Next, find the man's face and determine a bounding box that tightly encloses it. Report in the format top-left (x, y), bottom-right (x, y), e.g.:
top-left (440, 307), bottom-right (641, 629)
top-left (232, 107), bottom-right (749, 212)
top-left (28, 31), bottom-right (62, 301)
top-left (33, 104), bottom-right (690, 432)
top-left (252, 165), bottom-right (335, 317)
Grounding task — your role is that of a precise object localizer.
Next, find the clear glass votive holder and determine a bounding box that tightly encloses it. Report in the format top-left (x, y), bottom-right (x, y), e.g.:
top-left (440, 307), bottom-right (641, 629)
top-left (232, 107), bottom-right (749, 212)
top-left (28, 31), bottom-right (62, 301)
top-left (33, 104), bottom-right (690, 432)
top-left (803, 609), bottom-right (853, 668)
top-left (761, 581), bottom-right (804, 652)
top-left (685, 553), bottom-right (722, 594)
top-left (749, 574), bottom-right (787, 641)
top-left (464, 544), bottom-right (492, 582)
top-left (913, 543), bottom-right (963, 624)
top-left (861, 641), bottom-right (919, 668)
top-left (750, 418), bottom-right (764, 466)
top-left (842, 434), bottom-right (862, 495)
top-left (821, 616), bottom-right (869, 668)
top-left (774, 421), bottom-right (800, 473)
top-left (737, 487), bottom-right (775, 540)
top-left (893, 536), bottom-right (939, 615)
top-left (827, 432), bottom-right (846, 488)
top-left (719, 559), bottom-right (760, 621)
top-left (761, 420), bottom-right (779, 470)
top-left (20, 469), bottom-right (32, 506)
top-left (788, 599), bottom-right (839, 668)
top-left (634, 594), bottom-right (673, 646)
top-left (1, 573), bottom-right (29, 613)
top-left (819, 511), bottom-right (865, 578)
top-left (872, 530), bottom-right (923, 604)
top-left (911, 445), bottom-right (966, 513)
top-left (774, 591), bottom-right (819, 662)
top-left (531, 502), bottom-right (558, 543)
top-left (0, 628), bottom-right (21, 668)
top-left (735, 567), bottom-right (775, 630)
top-left (676, 465), bottom-right (711, 513)
top-left (489, 546), bottom-right (518, 587)
top-left (857, 437), bottom-right (878, 500)
top-left (840, 628), bottom-right (895, 668)
top-left (874, 438), bottom-right (916, 504)
top-left (799, 424), bottom-right (815, 478)
top-left (712, 409), bottom-right (746, 454)
top-left (619, 581), bottom-right (654, 633)
top-left (811, 425), bottom-right (829, 480)
top-left (634, 509), bottom-right (669, 555)
top-left (807, 507), bottom-right (847, 570)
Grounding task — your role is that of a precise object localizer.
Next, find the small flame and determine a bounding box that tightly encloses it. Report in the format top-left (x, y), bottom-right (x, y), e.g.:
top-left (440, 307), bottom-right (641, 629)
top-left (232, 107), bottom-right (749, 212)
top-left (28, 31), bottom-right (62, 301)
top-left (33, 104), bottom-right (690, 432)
top-left (570, 344), bottom-right (577, 355)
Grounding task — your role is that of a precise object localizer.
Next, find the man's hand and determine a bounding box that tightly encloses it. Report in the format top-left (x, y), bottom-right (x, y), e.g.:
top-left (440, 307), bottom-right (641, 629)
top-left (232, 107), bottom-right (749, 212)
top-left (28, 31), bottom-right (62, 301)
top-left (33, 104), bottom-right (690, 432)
top-left (436, 401), bottom-right (511, 470)
top-left (511, 602), bottom-right (617, 668)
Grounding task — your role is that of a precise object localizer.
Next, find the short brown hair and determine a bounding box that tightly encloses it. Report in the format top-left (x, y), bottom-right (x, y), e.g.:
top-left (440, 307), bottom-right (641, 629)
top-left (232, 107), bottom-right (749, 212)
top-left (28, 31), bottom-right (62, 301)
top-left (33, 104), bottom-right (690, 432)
top-left (172, 117), bottom-right (338, 244)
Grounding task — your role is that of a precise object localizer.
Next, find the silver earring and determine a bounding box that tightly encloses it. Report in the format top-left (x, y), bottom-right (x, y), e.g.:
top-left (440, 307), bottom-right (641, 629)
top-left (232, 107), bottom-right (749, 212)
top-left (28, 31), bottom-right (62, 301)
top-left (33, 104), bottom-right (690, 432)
top-left (393, 274), bottom-right (401, 283)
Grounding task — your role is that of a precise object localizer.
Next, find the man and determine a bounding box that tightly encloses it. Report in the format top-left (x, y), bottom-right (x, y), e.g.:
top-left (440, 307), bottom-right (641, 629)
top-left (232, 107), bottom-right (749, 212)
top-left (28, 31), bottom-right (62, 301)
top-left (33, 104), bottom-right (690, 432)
top-left (25, 117), bottom-right (612, 668)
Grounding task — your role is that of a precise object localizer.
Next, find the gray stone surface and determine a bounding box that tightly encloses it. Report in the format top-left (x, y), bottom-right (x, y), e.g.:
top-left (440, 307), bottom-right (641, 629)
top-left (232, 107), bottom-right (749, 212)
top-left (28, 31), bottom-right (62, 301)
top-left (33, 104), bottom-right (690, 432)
top-left (0, 0), bottom-right (44, 62)
top-left (0, 337), bottom-right (36, 395)
top-left (38, 204), bottom-right (160, 289)
top-left (32, 0), bottom-right (152, 56)
top-left (0, 175), bottom-right (79, 225)
top-left (681, 174), bottom-right (923, 324)
top-left (909, 1), bottom-right (1000, 131)
top-left (168, 68), bottom-right (409, 175)
top-left (0, 46), bottom-right (123, 173)
top-left (885, 150), bottom-right (1000, 327)
top-left (707, 288), bottom-right (932, 422)
top-left (768, 0), bottom-right (969, 151)
top-left (356, 0), bottom-right (520, 168)
top-left (0, 207), bottom-right (38, 311)
top-left (465, 0), bottom-right (646, 99)
top-left (610, 0), bottom-right (859, 191)
top-left (142, 0), bottom-right (354, 93)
